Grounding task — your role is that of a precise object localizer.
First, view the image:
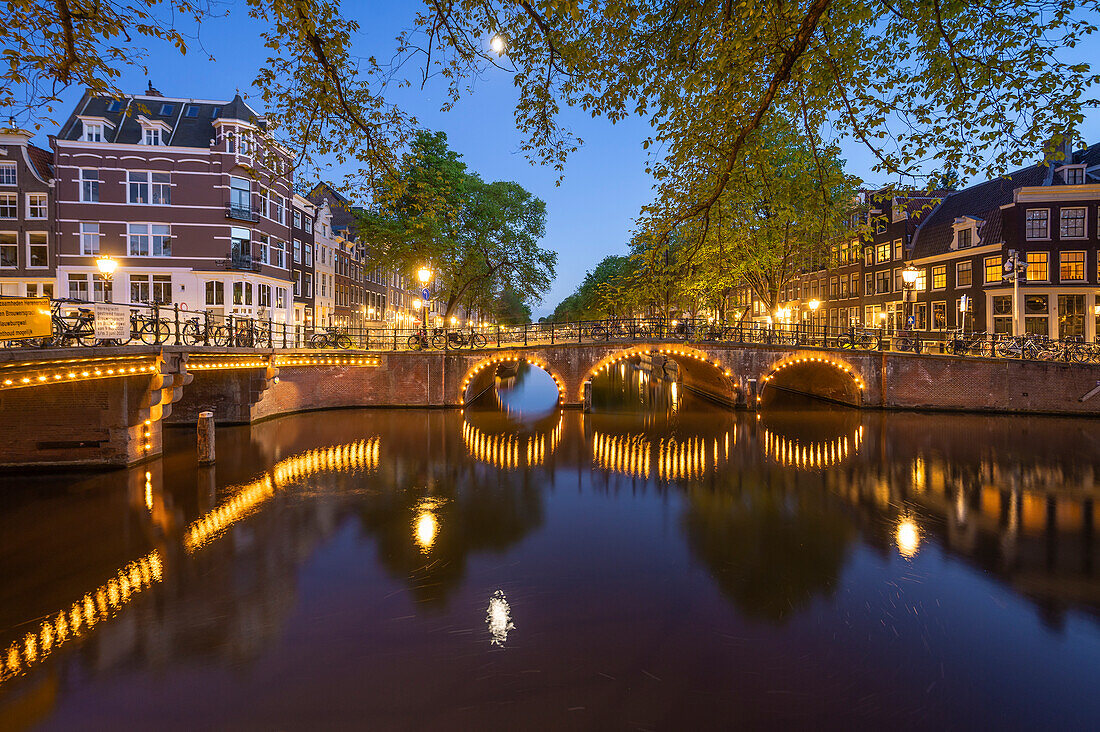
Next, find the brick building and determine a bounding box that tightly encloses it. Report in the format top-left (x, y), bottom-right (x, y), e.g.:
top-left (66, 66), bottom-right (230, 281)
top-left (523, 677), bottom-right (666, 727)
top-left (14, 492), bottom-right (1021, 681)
top-left (52, 86), bottom-right (294, 321)
top-left (0, 127), bottom-right (55, 299)
top-left (291, 194), bottom-right (317, 326)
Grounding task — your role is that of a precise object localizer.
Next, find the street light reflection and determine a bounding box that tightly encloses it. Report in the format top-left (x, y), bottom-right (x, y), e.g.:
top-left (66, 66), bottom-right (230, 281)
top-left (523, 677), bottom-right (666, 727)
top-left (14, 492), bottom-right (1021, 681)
top-left (896, 517), bottom-right (921, 558)
top-left (487, 590), bottom-right (514, 647)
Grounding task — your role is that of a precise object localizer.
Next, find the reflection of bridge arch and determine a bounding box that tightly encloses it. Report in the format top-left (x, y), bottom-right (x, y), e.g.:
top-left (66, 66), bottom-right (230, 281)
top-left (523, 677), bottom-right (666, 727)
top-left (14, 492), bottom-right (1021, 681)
top-left (462, 415), bottom-right (563, 469)
top-left (759, 354), bottom-right (864, 407)
top-left (582, 345), bottom-right (738, 406)
top-left (460, 355), bottom-right (566, 405)
top-left (762, 425), bottom-right (864, 470)
top-left (591, 429), bottom-right (733, 481)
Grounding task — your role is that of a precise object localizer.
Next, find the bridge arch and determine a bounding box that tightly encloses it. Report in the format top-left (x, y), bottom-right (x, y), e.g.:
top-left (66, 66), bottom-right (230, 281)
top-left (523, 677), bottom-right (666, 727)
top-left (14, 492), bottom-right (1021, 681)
top-left (758, 353), bottom-right (864, 407)
top-left (459, 355), bottom-right (566, 406)
top-left (581, 344), bottom-right (739, 407)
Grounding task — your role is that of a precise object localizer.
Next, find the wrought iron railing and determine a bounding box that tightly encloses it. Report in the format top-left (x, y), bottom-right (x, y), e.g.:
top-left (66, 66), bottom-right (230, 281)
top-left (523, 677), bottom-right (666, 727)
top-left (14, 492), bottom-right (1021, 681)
top-left (2, 301), bottom-right (1100, 364)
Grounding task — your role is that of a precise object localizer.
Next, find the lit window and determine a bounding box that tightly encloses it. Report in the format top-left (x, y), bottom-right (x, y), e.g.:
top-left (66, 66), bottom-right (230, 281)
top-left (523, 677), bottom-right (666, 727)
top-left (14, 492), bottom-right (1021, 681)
top-left (877, 241), bottom-right (891, 262)
top-left (1026, 251), bottom-right (1049, 281)
top-left (931, 265), bottom-right (946, 290)
top-left (984, 256), bottom-right (1002, 284)
top-left (0, 193), bottom-right (16, 218)
top-left (1060, 251), bottom-right (1085, 281)
top-left (1025, 209), bottom-right (1049, 240)
top-left (1060, 207), bottom-right (1086, 239)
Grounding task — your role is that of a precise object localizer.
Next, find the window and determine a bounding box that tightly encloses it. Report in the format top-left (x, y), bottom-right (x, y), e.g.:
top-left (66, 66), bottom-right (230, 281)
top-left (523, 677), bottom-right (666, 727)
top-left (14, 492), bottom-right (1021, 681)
top-left (877, 242), bottom-right (891, 263)
top-left (1025, 209), bottom-right (1049, 240)
top-left (259, 284), bottom-right (272, 307)
top-left (932, 301), bottom-right (947, 330)
top-left (992, 295), bottom-right (1013, 334)
top-left (230, 227), bottom-right (250, 262)
top-left (0, 162), bottom-right (15, 186)
top-left (151, 173), bottom-right (171, 204)
top-left (130, 275), bottom-right (150, 303)
top-left (293, 239), bottom-right (301, 263)
top-left (875, 269), bottom-right (891, 294)
top-left (957, 228), bottom-right (972, 249)
top-left (893, 267), bottom-right (902, 293)
top-left (956, 261), bottom-right (972, 287)
top-left (27, 232), bottom-right (47, 268)
top-left (276, 287), bottom-right (287, 309)
top-left (829, 277), bottom-right (838, 298)
top-left (233, 281), bottom-right (253, 306)
top-left (106, 100), bottom-right (123, 113)
top-left (129, 171), bottom-right (150, 204)
top-left (1060, 207), bottom-right (1086, 239)
top-left (1026, 251), bottom-right (1049, 281)
top-left (294, 210), bottom-right (302, 228)
top-left (83, 122), bottom-right (104, 142)
top-left (159, 103), bottom-right (174, 116)
top-left (270, 238), bottom-right (285, 268)
top-left (211, 106), bottom-right (221, 119)
top-left (230, 176), bottom-right (250, 213)
top-left (26, 193), bottom-right (47, 219)
top-left (914, 303), bottom-right (928, 330)
top-left (304, 243), bottom-right (313, 266)
top-left (931, 264), bottom-right (947, 290)
top-left (1059, 294), bottom-right (1085, 338)
top-left (128, 223), bottom-right (171, 256)
top-left (205, 281), bottom-right (224, 306)
top-left (304, 217), bottom-right (313, 234)
top-left (1060, 251), bottom-right (1085, 281)
top-left (80, 223), bottom-right (100, 254)
top-left (984, 256), bottom-right (1002, 284)
top-left (69, 274), bottom-right (89, 300)
top-left (186, 106), bottom-right (200, 118)
top-left (1063, 166), bottom-right (1085, 185)
top-left (864, 247), bottom-right (873, 266)
top-left (152, 275), bottom-right (172, 304)
top-left (1024, 294), bottom-right (1049, 335)
top-left (80, 169), bottom-right (99, 202)
top-left (271, 195), bottom-right (284, 224)
top-left (143, 127), bottom-right (163, 146)
top-left (304, 273), bottom-right (313, 298)
top-left (0, 232), bottom-right (16, 267)
top-left (0, 193), bottom-right (16, 218)
top-left (865, 272), bottom-right (873, 296)
top-left (294, 270), bottom-right (301, 296)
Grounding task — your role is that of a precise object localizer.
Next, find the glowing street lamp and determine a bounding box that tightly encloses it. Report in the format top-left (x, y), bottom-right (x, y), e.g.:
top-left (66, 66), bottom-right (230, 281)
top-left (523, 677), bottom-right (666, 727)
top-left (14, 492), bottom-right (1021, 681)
top-left (95, 255), bottom-right (118, 281)
top-left (417, 266), bottom-right (432, 285)
top-left (413, 298), bottom-right (422, 310)
top-left (902, 264), bottom-right (919, 332)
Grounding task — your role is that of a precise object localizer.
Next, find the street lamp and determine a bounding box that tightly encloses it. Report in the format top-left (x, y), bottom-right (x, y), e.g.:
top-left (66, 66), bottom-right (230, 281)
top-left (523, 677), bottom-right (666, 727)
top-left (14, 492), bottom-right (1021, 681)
top-left (95, 255), bottom-right (118, 280)
top-left (417, 266), bottom-right (432, 285)
top-left (902, 264), bottom-right (918, 331)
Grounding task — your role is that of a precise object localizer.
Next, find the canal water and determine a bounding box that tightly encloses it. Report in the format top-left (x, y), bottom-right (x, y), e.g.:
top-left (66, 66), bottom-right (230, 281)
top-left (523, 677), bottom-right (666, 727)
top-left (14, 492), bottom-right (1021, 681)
top-left (3, 361), bottom-right (1100, 729)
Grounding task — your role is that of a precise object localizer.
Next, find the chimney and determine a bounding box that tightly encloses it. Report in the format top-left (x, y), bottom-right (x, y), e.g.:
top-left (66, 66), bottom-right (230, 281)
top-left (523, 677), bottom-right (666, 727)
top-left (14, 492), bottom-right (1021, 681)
top-left (1043, 131), bottom-right (1074, 167)
top-left (145, 80), bottom-right (163, 97)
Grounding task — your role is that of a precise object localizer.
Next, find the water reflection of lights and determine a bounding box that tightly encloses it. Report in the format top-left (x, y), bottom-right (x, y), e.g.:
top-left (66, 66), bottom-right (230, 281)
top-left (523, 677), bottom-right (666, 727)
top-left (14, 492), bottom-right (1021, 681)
top-left (896, 517), bottom-right (921, 558)
top-left (414, 497), bottom-right (445, 553)
top-left (186, 437), bottom-right (381, 553)
top-left (591, 430), bottom-right (733, 481)
top-left (487, 590), bottom-right (515, 647)
top-left (462, 416), bottom-right (563, 469)
top-left (762, 426), bottom-right (863, 470)
top-left (0, 551), bottom-right (162, 686)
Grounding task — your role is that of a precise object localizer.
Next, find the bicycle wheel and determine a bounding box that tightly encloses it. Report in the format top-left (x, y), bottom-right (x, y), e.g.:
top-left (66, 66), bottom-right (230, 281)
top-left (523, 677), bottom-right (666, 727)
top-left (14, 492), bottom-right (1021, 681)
top-left (470, 333), bottom-right (487, 348)
top-left (309, 333), bottom-right (329, 349)
top-left (431, 334), bottom-right (448, 349)
top-left (335, 334), bottom-right (353, 349)
top-left (140, 320), bottom-right (171, 345)
top-left (857, 334), bottom-right (877, 350)
top-left (209, 326), bottom-right (230, 346)
top-left (837, 334), bottom-right (854, 349)
top-left (181, 321), bottom-right (203, 346)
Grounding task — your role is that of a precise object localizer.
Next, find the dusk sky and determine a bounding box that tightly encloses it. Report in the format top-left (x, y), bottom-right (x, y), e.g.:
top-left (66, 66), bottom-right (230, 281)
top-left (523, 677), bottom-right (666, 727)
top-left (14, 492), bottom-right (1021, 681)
top-left (27, 3), bottom-right (1100, 317)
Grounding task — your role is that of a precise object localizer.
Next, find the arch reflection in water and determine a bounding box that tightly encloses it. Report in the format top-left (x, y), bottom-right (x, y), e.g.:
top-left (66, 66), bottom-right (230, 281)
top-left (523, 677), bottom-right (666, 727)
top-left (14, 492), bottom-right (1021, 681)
top-left (186, 436), bottom-right (381, 552)
top-left (761, 426), bottom-right (863, 470)
top-left (487, 590), bottom-right (515, 647)
top-left (591, 430), bottom-right (733, 481)
top-left (461, 415), bottom-right (563, 469)
top-left (0, 551), bottom-right (162, 687)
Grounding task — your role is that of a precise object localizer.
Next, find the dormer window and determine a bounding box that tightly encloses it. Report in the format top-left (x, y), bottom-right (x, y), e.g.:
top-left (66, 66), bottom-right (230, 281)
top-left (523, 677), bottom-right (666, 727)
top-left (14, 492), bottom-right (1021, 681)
top-left (951, 216), bottom-right (980, 250)
top-left (144, 127), bottom-right (163, 146)
top-left (106, 100), bottom-right (123, 113)
top-left (1061, 165), bottom-right (1086, 185)
top-left (211, 107), bottom-right (221, 119)
top-left (957, 228), bottom-right (972, 248)
top-left (84, 121), bottom-right (104, 142)
top-left (159, 103), bottom-right (175, 116)
top-left (186, 106), bottom-right (199, 118)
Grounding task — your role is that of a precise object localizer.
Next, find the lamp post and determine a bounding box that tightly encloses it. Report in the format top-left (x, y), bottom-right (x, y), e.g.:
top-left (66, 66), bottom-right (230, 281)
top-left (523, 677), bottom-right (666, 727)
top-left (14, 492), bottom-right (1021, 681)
top-left (902, 264), bottom-right (918, 331)
top-left (95, 255), bottom-right (118, 302)
top-left (807, 298), bottom-right (821, 341)
top-left (416, 266), bottom-right (432, 337)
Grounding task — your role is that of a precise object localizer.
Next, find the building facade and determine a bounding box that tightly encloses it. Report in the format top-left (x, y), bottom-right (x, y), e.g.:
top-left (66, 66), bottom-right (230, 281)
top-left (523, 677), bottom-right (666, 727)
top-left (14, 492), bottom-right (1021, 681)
top-left (51, 86), bottom-right (294, 321)
top-left (291, 194), bottom-right (317, 326)
top-left (0, 127), bottom-right (55, 299)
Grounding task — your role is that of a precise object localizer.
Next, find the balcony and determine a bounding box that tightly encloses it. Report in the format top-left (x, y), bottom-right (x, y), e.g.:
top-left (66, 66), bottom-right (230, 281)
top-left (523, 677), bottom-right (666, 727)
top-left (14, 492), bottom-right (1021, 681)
top-left (218, 250), bottom-right (262, 272)
top-left (225, 202), bottom-right (260, 222)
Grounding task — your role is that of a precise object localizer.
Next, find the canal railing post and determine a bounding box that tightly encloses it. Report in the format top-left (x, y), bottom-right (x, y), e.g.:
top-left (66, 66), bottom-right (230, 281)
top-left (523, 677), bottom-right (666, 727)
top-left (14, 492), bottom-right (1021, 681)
top-left (198, 411), bottom-right (215, 465)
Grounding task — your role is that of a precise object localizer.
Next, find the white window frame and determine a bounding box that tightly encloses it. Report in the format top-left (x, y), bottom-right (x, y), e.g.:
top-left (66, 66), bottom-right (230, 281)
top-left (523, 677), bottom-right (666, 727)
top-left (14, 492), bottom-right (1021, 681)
top-left (1059, 207), bottom-right (1087, 240)
top-left (1025, 208), bottom-right (1050, 241)
top-left (26, 193), bottom-right (47, 219)
top-left (0, 231), bottom-right (17, 268)
top-left (128, 223), bottom-right (172, 257)
top-left (80, 222), bottom-right (100, 254)
top-left (26, 232), bottom-right (48, 269)
top-left (0, 192), bottom-right (17, 219)
top-left (142, 127), bottom-right (163, 146)
top-left (80, 169), bottom-right (99, 202)
top-left (0, 161), bottom-right (16, 186)
top-left (83, 122), bottom-right (105, 143)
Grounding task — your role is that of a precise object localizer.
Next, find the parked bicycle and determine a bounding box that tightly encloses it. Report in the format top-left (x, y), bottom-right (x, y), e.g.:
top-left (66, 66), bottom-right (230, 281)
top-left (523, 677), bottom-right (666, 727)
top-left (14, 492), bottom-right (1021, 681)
top-left (836, 327), bottom-right (882, 350)
top-left (181, 315), bottom-right (229, 346)
top-left (944, 330), bottom-right (990, 357)
top-left (431, 328), bottom-right (488, 349)
top-left (893, 330), bottom-right (924, 353)
top-left (130, 306), bottom-right (171, 345)
top-left (310, 325), bottom-right (353, 349)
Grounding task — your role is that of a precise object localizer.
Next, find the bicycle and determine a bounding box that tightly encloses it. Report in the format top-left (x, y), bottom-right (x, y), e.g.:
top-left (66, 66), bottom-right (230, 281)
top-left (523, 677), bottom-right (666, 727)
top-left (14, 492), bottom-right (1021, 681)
top-left (130, 306), bottom-right (171, 345)
top-left (944, 330), bottom-right (989, 357)
top-left (994, 334), bottom-right (1044, 360)
top-left (893, 330), bottom-right (924, 353)
top-left (837, 327), bottom-right (882, 350)
top-left (32, 301), bottom-right (97, 347)
top-left (431, 328), bottom-right (487, 349)
top-left (181, 315), bottom-right (229, 346)
top-left (310, 325), bottom-right (353, 349)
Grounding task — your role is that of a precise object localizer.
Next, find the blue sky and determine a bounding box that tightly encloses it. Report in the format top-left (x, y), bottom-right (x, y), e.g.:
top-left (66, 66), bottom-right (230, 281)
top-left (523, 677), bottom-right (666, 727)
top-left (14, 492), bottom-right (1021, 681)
top-left (28, 4), bottom-right (1100, 317)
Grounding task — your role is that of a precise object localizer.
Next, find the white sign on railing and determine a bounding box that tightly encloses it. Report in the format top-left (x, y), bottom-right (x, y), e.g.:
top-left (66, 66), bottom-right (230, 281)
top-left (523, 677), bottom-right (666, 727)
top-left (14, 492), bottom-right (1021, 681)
top-left (93, 303), bottom-right (130, 340)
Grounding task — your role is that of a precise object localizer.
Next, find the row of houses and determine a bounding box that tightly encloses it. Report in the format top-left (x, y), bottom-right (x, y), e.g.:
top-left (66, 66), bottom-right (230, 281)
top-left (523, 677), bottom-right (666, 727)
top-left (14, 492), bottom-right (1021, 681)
top-left (0, 84), bottom-right (432, 330)
top-left (748, 137), bottom-right (1100, 340)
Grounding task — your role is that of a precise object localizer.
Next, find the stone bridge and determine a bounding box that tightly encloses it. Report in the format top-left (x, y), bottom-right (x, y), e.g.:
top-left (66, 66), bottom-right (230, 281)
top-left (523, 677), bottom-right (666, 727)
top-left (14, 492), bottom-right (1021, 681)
top-left (2, 341), bottom-right (1100, 468)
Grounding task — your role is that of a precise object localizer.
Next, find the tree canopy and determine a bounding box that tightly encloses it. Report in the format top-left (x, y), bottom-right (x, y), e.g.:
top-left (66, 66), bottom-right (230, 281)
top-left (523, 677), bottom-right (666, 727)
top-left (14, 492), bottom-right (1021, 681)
top-left (360, 130), bottom-right (556, 321)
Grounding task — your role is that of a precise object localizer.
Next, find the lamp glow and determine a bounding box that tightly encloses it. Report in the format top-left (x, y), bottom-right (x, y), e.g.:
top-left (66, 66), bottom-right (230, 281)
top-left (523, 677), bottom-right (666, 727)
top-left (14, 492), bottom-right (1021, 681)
top-left (808, 299), bottom-right (821, 312)
top-left (417, 267), bottom-right (432, 284)
top-left (95, 255), bottom-right (118, 279)
top-left (902, 265), bottom-right (918, 285)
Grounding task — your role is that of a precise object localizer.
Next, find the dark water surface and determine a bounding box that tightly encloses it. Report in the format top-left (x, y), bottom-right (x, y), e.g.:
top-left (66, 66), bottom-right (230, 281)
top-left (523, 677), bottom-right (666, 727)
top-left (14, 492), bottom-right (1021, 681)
top-left (3, 363), bottom-right (1100, 729)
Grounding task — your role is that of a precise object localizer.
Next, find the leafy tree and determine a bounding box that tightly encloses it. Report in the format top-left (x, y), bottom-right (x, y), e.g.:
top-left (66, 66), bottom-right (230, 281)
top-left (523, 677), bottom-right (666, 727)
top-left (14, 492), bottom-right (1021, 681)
top-left (550, 254), bottom-right (637, 320)
top-left (361, 130), bottom-right (556, 321)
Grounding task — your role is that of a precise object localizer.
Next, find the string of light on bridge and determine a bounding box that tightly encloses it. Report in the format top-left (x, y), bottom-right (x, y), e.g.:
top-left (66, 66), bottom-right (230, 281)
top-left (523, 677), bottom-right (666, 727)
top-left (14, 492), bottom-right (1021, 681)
top-left (461, 356), bottom-right (565, 403)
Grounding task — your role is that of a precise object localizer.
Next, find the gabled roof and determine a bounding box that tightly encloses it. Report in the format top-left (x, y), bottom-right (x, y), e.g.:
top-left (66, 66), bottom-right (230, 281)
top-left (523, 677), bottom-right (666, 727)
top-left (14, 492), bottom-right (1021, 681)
top-left (26, 145), bottom-right (53, 180)
top-left (58, 90), bottom-right (264, 148)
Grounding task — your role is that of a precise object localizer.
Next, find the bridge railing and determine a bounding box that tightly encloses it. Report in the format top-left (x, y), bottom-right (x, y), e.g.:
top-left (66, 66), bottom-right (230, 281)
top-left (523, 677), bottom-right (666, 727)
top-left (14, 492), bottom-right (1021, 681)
top-left (3, 300), bottom-right (1100, 364)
